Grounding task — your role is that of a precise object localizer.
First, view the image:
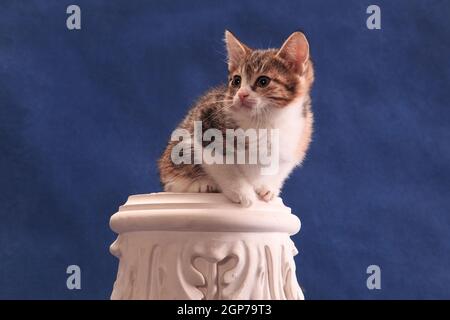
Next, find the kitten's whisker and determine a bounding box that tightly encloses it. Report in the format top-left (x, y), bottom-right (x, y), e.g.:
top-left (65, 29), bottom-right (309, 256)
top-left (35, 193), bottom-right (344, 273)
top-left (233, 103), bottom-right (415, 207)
top-left (193, 99), bottom-right (234, 110)
top-left (200, 103), bottom-right (234, 123)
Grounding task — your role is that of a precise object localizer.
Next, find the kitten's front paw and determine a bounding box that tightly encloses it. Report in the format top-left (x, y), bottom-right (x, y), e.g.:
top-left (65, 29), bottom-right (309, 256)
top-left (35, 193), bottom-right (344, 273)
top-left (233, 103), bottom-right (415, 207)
top-left (222, 185), bottom-right (257, 208)
top-left (186, 178), bottom-right (220, 193)
top-left (255, 185), bottom-right (279, 202)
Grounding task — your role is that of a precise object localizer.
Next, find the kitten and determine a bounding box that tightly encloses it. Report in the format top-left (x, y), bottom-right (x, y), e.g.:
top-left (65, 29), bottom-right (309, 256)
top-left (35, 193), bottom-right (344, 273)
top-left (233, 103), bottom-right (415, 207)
top-left (159, 30), bottom-right (314, 207)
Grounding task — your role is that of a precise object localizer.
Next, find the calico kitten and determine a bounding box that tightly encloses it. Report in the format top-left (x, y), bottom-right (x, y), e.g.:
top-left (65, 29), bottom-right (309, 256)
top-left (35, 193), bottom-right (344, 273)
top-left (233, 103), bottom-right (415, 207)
top-left (159, 30), bottom-right (314, 207)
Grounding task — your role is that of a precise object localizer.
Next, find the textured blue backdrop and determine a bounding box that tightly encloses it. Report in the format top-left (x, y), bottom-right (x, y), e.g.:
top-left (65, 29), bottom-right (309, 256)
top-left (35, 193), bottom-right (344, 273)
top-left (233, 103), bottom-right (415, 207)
top-left (0, 0), bottom-right (449, 299)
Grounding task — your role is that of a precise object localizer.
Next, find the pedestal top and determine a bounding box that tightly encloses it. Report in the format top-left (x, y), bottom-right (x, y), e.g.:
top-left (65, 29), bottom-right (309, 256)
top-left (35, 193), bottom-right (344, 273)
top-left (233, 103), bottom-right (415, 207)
top-left (110, 192), bottom-right (301, 235)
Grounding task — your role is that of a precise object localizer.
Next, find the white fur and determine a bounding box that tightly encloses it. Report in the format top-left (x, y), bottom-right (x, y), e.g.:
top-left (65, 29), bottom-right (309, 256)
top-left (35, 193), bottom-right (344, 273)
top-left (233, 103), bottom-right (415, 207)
top-left (203, 94), bottom-right (307, 207)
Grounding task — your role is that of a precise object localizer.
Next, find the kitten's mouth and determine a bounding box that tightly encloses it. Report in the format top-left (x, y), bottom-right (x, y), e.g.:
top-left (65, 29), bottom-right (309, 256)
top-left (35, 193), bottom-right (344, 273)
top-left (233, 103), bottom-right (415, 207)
top-left (238, 100), bottom-right (257, 109)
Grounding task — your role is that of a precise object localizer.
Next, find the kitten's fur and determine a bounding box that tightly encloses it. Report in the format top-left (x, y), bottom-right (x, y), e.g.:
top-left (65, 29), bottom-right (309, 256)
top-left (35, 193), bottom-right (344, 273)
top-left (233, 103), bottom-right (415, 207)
top-left (159, 30), bottom-right (314, 207)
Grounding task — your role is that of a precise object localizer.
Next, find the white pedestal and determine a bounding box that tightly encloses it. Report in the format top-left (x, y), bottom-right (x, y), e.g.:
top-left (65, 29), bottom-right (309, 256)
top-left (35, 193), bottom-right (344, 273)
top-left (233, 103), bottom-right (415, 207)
top-left (109, 192), bottom-right (304, 300)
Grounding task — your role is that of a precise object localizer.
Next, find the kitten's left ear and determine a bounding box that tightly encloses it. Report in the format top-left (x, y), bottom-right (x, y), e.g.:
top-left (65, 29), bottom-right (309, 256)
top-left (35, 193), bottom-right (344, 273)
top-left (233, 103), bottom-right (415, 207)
top-left (224, 30), bottom-right (251, 72)
top-left (276, 32), bottom-right (310, 74)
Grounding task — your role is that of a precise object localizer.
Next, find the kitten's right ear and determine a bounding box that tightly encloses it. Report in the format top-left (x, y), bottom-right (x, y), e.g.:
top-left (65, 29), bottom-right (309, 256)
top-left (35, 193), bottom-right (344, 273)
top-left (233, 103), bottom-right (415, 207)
top-left (224, 30), bottom-right (251, 72)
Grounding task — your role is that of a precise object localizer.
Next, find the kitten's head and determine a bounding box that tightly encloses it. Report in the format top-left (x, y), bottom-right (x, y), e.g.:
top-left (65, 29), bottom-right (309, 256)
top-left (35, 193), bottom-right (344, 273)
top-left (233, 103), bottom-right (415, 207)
top-left (224, 30), bottom-right (314, 116)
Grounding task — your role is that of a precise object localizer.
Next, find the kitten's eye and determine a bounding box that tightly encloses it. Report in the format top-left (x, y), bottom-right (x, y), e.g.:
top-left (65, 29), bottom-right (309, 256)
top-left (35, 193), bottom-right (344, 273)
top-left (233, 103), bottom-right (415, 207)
top-left (256, 76), bottom-right (271, 88)
top-left (231, 75), bottom-right (241, 88)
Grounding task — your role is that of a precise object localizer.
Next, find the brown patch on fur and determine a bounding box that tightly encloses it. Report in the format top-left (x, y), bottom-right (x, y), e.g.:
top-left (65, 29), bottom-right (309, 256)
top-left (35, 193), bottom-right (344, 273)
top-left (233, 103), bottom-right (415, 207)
top-left (158, 85), bottom-right (237, 190)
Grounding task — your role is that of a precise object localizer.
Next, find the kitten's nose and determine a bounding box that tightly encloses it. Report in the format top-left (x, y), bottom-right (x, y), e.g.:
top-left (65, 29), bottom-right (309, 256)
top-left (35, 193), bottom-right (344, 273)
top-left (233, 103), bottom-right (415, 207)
top-left (238, 91), bottom-right (250, 102)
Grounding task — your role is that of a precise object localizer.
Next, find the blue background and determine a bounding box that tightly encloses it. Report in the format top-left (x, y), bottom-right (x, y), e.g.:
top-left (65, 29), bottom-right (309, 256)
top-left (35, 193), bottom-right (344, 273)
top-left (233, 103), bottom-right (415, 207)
top-left (0, 0), bottom-right (449, 299)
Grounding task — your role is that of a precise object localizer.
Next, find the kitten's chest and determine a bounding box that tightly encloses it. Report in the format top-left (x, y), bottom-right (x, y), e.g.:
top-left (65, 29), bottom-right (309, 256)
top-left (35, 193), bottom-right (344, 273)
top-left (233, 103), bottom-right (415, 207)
top-left (235, 102), bottom-right (306, 164)
top-left (275, 116), bottom-right (304, 163)
top-left (251, 110), bottom-right (304, 164)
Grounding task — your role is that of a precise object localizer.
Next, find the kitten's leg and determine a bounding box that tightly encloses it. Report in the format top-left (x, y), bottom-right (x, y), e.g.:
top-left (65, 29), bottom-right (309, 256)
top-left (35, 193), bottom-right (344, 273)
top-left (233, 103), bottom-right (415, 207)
top-left (202, 164), bottom-right (256, 207)
top-left (164, 175), bottom-right (219, 193)
top-left (253, 172), bottom-right (283, 202)
top-left (255, 184), bottom-right (279, 202)
top-left (185, 177), bottom-right (220, 193)
top-left (243, 162), bottom-right (296, 202)
top-left (164, 176), bottom-right (193, 192)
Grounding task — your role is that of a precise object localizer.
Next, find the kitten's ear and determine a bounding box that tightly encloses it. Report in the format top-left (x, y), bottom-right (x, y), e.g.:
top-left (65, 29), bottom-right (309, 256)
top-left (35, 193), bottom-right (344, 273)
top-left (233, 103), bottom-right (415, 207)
top-left (276, 32), bottom-right (310, 74)
top-left (224, 30), bottom-right (251, 71)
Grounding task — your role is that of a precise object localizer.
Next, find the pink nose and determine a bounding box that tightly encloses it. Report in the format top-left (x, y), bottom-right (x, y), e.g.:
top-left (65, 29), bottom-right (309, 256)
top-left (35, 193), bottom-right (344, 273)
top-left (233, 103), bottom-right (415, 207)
top-left (238, 91), bottom-right (249, 102)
